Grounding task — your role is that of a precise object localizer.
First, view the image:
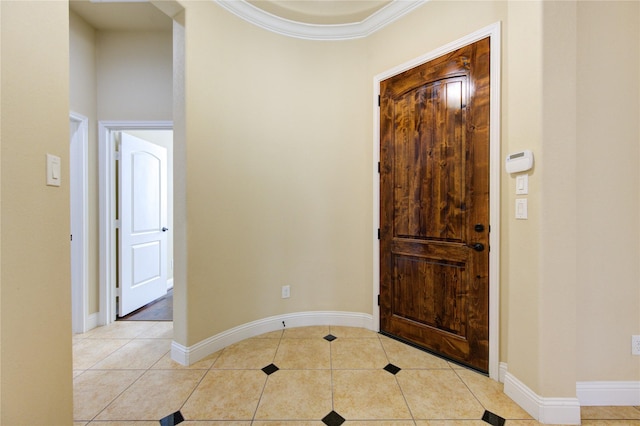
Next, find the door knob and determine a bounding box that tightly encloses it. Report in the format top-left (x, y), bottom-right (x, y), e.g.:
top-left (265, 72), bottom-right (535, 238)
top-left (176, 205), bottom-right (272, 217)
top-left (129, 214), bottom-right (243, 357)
top-left (162, 227), bottom-right (169, 232)
top-left (469, 242), bottom-right (484, 252)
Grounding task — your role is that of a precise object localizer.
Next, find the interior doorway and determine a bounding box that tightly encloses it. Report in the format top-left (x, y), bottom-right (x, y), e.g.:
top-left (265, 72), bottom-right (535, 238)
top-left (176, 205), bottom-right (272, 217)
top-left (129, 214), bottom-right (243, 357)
top-left (98, 121), bottom-right (174, 325)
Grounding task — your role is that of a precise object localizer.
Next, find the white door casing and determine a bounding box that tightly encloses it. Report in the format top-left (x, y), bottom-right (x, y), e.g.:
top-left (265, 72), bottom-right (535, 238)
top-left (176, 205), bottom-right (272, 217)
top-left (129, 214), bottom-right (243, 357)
top-left (118, 132), bottom-right (168, 317)
top-left (70, 112), bottom-right (89, 333)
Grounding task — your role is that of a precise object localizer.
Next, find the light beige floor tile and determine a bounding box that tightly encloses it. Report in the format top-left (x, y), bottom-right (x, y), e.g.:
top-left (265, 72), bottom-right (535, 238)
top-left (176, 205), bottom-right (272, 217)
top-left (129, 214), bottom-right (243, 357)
top-left (330, 326), bottom-right (379, 338)
top-left (143, 321), bottom-right (173, 339)
top-left (346, 421), bottom-right (416, 425)
top-left (582, 421), bottom-right (640, 425)
top-left (455, 368), bottom-right (532, 420)
top-left (333, 369), bottom-right (412, 420)
top-left (448, 362), bottom-right (467, 370)
top-left (582, 406), bottom-right (640, 419)
top-left (91, 339), bottom-right (171, 370)
top-left (182, 422), bottom-right (251, 426)
top-left (73, 421), bottom-right (88, 426)
top-left (73, 369), bottom-right (85, 378)
top-left (415, 421), bottom-right (491, 426)
top-left (256, 330), bottom-right (285, 339)
top-left (397, 369), bottom-right (485, 420)
top-left (504, 421), bottom-right (543, 425)
top-left (95, 369), bottom-right (205, 421)
top-left (255, 370), bottom-right (332, 420)
top-left (73, 369), bottom-right (145, 421)
top-left (84, 422), bottom-right (158, 425)
top-left (180, 369), bottom-right (266, 420)
top-left (151, 350), bottom-right (222, 370)
top-left (380, 336), bottom-right (451, 370)
top-left (213, 338), bottom-right (280, 369)
top-left (331, 338), bottom-right (388, 369)
top-left (81, 321), bottom-right (157, 339)
top-left (274, 338), bottom-right (330, 369)
top-left (283, 326), bottom-right (330, 339)
top-left (253, 422), bottom-right (323, 426)
top-left (73, 338), bottom-right (131, 370)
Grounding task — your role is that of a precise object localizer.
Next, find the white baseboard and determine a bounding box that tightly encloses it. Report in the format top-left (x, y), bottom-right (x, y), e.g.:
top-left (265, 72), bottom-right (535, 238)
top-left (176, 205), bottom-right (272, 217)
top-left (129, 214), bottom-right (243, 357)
top-left (504, 371), bottom-right (581, 425)
top-left (576, 381), bottom-right (640, 406)
top-left (167, 278), bottom-right (174, 290)
top-left (499, 361), bottom-right (508, 383)
top-left (86, 312), bottom-right (99, 331)
top-left (171, 310), bottom-right (374, 366)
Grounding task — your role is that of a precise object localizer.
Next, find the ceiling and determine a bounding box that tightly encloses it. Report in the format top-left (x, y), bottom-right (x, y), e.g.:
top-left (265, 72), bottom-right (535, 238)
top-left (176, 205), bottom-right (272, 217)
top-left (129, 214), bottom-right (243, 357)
top-left (69, 0), bottom-right (397, 31)
top-left (69, 0), bottom-right (173, 31)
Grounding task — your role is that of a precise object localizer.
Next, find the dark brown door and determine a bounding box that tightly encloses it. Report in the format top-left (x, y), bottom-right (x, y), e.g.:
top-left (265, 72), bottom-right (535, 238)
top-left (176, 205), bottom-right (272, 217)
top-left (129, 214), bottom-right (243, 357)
top-left (379, 38), bottom-right (490, 372)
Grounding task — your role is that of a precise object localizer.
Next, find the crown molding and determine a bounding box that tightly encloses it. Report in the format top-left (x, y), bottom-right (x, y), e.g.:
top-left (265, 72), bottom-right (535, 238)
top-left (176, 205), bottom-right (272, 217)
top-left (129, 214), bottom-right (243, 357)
top-left (214, 0), bottom-right (427, 41)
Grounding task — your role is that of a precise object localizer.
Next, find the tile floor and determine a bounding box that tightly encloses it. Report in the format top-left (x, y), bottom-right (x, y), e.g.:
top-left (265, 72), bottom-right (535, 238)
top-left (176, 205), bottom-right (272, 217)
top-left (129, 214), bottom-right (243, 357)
top-left (73, 321), bottom-right (640, 425)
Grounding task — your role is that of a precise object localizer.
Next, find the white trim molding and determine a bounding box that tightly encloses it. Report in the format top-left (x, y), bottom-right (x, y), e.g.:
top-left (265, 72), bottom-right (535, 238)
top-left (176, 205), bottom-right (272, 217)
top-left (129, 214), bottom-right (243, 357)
top-left (504, 371), bottom-right (581, 425)
top-left (171, 311), bottom-right (374, 365)
top-left (70, 112), bottom-right (90, 334)
top-left (372, 22), bottom-right (502, 381)
top-left (576, 381), bottom-right (640, 406)
top-left (214, 0), bottom-right (426, 41)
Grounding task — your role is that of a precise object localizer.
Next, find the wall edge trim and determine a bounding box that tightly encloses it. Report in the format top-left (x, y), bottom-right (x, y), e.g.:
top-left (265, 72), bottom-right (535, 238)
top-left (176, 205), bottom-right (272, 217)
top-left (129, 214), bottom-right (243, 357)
top-left (171, 311), bottom-right (374, 366)
top-left (576, 381), bottom-right (640, 406)
top-left (503, 370), bottom-right (581, 425)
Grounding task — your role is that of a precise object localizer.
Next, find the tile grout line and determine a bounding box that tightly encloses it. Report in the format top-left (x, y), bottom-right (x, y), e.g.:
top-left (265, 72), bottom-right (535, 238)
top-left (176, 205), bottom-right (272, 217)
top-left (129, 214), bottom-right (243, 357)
top-left (250, 327), bottom-right (284, 423)
top-left (85, 336), bottom-right (169, 423)
top-left (377, 333), bottom-right (418, 425)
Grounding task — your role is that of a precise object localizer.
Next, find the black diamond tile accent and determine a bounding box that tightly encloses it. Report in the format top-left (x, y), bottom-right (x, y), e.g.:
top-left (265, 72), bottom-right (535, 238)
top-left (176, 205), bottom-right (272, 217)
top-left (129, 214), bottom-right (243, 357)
top-left (324, 334), bottom-right (337, 342)
top-left (262, 363), bottom-right (279, 375)
top-left (159, 410), bottom-right (184, 426)
top-left (383, 363), bottom-right (401, 375)
top-left (482, 409), bottom-right (506, 426)
top-left (322, 410), bottom-right (346, 426)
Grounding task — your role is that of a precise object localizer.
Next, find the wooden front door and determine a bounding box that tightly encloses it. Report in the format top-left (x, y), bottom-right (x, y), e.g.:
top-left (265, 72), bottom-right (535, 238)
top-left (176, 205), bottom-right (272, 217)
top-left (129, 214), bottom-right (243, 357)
top-left (379, 38), bottom-right (490, 372)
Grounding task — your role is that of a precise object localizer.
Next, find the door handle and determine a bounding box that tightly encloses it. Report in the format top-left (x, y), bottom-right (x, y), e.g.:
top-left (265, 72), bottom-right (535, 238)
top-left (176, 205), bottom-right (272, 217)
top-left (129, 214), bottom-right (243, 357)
top-left (468, 242), bottom-right (484, 252)
top-left (162, 227), bottom-right (169, 232)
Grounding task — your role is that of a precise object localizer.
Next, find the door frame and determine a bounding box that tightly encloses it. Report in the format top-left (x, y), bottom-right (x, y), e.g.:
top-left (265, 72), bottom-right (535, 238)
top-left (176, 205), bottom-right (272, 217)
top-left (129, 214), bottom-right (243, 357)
top-left (70, 111), bottom-right (90, 333)
top-left (372, 22), bottom-right (501, 380)
top-left (98, 120), bottom-right (173, 326)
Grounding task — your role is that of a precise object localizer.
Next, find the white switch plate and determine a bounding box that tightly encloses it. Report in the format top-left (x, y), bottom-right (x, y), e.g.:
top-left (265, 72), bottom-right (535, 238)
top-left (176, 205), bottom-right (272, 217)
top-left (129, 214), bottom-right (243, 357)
top-left (515, 198), bottom-right (528, 219)
top-left (632, 335), bottom-right (640, 355)
top-left (516, 174), bottom-right (528, 195)
top-left (46, 154), bottom-right (61, 187)
top-left (281, 285), bottom-right (290, 299)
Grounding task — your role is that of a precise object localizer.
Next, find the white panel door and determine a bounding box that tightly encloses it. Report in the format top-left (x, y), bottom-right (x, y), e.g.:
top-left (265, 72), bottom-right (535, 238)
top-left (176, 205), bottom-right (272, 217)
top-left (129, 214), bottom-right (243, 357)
top-left (119, 132), bottom-right (168, 317)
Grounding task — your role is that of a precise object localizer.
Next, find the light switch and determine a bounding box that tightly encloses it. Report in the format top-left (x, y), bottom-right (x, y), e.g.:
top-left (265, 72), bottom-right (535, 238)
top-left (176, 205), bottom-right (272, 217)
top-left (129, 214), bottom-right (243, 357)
top-left (46, 154), bottom-right (61, 187)
top-left (516, 174), bottom-right (528, 195)
top-left (515, 198), bottom-right (528, 219)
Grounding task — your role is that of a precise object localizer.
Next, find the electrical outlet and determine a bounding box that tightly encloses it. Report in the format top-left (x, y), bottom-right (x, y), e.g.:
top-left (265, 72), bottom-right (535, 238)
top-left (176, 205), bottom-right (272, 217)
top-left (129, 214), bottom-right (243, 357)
top-left (281, 285), bottom-right (290, 299)
top-left (632, 335), bottom-right (640, 355)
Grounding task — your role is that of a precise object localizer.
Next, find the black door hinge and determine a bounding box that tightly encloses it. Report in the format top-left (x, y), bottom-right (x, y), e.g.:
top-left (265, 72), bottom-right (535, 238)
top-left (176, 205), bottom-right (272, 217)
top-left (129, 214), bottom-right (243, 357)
top-left (377, 228), bottom-right (381, 240)
top-left (377, 294), bottom-right (380, 306)
top-left (378, 95), bottom-right (381, 107)
top-left (377, 162), bottom-right (380, 173)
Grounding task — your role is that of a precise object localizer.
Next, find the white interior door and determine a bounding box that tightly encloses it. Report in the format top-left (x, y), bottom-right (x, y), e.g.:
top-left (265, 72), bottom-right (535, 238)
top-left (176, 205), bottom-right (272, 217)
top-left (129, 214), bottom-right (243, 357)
top-left (118, 132), bottom-right (168, 317)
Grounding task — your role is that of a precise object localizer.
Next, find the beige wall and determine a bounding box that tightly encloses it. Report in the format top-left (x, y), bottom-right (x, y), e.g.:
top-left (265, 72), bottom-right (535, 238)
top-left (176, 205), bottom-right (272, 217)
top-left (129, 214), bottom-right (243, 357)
top-left (576, 1), bottom-right (640, 382)
top-left (96, 30), bottom-right (173, 121)
top-left (184, 1), bottom-right (372, 345)
top-left (0, 1), bottom-right (73, 423)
